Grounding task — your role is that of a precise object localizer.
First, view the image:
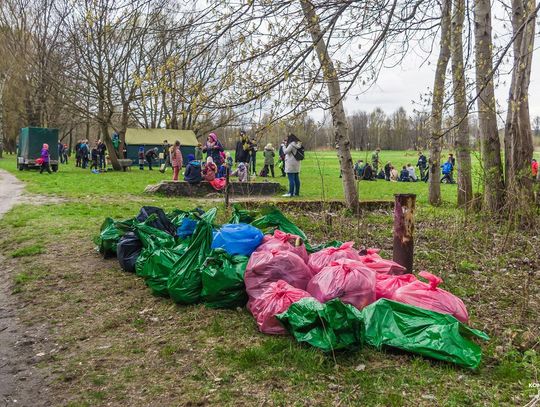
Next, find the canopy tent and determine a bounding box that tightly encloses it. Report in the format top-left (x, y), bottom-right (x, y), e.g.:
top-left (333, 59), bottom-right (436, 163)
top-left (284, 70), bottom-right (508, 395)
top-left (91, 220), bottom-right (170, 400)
top-left (124, 128), bottom-right (198, 166)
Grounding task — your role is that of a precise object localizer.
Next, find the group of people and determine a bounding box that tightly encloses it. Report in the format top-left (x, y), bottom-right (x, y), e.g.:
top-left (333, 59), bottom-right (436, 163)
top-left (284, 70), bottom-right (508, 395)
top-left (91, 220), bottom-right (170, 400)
top-left (73, 139), bottom-right (108, 171)
top-left (352, 149), bottom-right (458, 184)
top-left (156, 131), bottom-right (304, 197)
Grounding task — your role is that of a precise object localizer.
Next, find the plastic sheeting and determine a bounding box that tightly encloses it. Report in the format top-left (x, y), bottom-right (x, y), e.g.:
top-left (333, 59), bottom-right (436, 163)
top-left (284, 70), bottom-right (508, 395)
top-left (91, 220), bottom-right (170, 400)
top-left (277, 297), bottom-right (364, 352)
top-left (362, 299), bottom-right (489, 369)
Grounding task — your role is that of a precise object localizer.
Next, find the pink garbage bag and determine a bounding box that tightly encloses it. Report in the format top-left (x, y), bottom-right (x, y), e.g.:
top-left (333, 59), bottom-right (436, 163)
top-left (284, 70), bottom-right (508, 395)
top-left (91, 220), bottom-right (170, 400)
top-left (308, 241), bottom-right (361, 275)
top-left (245, 249), bottom-right (312, 311)
top-left (358, 252), bottom-right (407, 275)
top-left (375, 273), bottom-right (417, 300)
top-left (255, 230), bottom-right (309, 264)
top-left (250, 280), bottom-right (311, 335)
top-left (392, 271), bottom-right (469, 323)
top-left (306, 259), bottom-right (376, 310)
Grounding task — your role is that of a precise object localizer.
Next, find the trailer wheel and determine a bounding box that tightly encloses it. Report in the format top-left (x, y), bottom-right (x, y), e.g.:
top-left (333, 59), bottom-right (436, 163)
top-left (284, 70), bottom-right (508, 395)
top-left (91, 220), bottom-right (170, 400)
top-left (52, 164), bottom-right (58, 172)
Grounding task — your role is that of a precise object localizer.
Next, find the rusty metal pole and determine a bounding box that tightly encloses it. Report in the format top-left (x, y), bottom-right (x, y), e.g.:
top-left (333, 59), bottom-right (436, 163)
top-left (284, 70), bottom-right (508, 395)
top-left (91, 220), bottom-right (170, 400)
top-left (224, 166), bottom-right (231, 208)
top-left (392, 193), bottom-right (416, 274)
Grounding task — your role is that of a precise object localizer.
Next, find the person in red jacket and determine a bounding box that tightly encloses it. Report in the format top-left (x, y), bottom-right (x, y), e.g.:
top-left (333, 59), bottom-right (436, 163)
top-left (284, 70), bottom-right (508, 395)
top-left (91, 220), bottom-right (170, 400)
top-left (532, 159), bottom-right (538, 178)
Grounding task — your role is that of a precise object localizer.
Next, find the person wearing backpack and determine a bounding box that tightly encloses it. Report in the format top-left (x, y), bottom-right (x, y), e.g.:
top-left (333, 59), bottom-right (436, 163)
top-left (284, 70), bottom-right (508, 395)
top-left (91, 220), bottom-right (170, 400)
top-left (282, 133), bottom-right (304, 197)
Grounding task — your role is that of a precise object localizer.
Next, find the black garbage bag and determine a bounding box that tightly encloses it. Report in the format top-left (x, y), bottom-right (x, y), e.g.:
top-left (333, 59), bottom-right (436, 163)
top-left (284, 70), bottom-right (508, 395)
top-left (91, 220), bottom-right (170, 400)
top-left (117, 232), bottom-right (143, 273)
top-left (136, 206), bottom-right (176, 236)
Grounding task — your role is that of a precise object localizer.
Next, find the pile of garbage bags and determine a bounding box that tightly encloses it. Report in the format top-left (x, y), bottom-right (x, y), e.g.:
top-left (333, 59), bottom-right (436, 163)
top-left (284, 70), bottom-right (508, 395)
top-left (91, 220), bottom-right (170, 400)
top-left (94, 204), bottom-right (488, 369)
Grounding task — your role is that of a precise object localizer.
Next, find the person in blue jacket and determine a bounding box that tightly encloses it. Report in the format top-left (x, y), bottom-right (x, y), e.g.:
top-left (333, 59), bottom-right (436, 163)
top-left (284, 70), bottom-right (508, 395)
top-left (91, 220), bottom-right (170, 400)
top-left (184, 154), bottom-right (202, 184)
top-left (441, 159), bottom-right (455, 184)
top-left (399, 165), bottom-right (410, 182)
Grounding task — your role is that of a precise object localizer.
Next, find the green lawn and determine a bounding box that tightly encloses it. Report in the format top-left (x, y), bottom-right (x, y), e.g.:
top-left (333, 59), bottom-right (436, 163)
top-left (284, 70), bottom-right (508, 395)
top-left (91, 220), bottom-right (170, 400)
top-left (0, 152), bottom-right (538, 406)
top-left (0, 150), bottom-right (463, 205)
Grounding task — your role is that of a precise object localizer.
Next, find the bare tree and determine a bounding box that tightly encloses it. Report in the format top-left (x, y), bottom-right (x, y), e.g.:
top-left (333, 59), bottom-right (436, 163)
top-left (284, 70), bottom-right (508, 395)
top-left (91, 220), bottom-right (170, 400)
top-left (298, 0), bottom-right (358, 211)
top-left (473, 0), bottom-right (505, 212)
top-left (429, 0), bottom-right (451, 206)
top-left (503, 0), bottom-right (536, 204)
top-left (450, 0), bottom-right (473, 207)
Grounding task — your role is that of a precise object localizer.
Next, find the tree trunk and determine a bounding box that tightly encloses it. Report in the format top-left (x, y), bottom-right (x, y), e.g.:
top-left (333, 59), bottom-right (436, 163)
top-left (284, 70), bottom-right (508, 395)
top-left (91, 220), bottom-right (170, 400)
top-left (504, 0), bottom-right (536, 203)
top-left (429, 0), bottom-right (452, 206)
top-left (450, 0), bottom-right (473, 207)
top-left (473, 0), bottom-right (505, 212)
top-left (0, 75), bottom-right (5, 158)
top-left (299, 0), bottom-right (359, 212)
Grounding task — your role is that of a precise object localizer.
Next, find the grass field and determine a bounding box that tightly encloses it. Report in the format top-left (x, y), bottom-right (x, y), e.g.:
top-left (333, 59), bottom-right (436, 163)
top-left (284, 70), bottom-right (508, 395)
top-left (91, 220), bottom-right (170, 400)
top-left (0, 151), bottom-right (539, 406)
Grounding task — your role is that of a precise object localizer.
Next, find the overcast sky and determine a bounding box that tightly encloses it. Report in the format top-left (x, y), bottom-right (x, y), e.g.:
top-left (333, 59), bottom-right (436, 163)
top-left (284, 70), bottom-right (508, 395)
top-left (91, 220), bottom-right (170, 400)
top-left (340, 46), bottom-right (540, 123)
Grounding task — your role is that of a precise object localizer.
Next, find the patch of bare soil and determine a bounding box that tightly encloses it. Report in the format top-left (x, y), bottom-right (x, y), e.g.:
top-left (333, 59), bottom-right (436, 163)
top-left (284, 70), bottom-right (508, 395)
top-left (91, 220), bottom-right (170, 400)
top-left (0, 169), bottom-right (58, 406)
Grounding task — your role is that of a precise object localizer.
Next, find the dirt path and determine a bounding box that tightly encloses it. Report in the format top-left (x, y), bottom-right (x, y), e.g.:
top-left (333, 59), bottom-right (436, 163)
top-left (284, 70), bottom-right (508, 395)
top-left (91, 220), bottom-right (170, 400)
top-left (0, 169), bottom-right (49, 407)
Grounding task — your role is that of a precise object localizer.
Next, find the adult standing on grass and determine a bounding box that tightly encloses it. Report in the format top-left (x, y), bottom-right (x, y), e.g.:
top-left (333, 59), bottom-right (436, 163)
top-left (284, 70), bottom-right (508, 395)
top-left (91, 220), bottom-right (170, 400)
top-left (160, 140), bottom-right (171, 173)
top-left (262, 143), bottom-right (275, 177)
top-left (58, 141), bottom-right (64, 164)
top-left (145, 148), bottom-right (158, 171)
top-left (75, 140), bottom-right (82, 167)
top-left (249, 137), bottom-right (258, 175)
top-left (80, 140), bottom-right (89, 169)
top-left (170, 140), bottom-right (183, 181)
top-left (417, 151), bottom-right (427, 180)
top-left (203, 132), bottom-right (224, 165)
top-left (62, 144), bottom-right (69, 164)
top-left (371, 147), bottom-right (381, 173)
top-left (278, 139), bottom-right (286, 177)
top-left (235, 130), bottom-right (250, 164)
top-left (97, 140), bottom-right (107, 170)
top-left (39, 143), bottom-right (52, 174)
top-left (282, 133), bottom-right (303, 197)
top-left (194, 143), bottom-right (203, 161)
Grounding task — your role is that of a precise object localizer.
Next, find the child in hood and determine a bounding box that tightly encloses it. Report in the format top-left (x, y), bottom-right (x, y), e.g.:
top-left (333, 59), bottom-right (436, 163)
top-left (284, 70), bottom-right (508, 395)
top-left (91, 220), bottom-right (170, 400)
top-left (203, 156), bottom-right (218, 181)
top-left (232, 162), bottom-right (248, 182)
top-left (184, 154), bottom-right (202, 184)
top-left (39, 143), bottom-right (52, 174)
top-left (263, 143), bottom-right (275, 177)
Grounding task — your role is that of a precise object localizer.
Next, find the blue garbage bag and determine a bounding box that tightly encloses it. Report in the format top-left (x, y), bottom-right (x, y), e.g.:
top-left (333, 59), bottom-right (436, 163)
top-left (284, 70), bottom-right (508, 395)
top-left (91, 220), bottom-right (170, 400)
top-left (177, 218), bottom-right (198, 239)
top-left (211, 223), bottom-right (264, 256)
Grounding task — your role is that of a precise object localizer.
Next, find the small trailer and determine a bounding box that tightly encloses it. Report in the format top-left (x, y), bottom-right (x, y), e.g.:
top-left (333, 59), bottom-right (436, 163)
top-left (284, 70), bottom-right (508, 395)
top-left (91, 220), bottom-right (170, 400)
top-left (17, 127), bottom-right (59, 171)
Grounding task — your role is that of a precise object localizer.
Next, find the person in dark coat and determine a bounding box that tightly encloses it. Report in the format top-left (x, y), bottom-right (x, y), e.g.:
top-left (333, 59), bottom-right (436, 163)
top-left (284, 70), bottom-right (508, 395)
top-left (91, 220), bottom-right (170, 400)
top-left (184, 154), bottom-right (202, 184)
top-left (145, 147), bottom-right (158, 171)
top-left (417, 151), bottom-right (427, 180)
top-left (202, 133), bottom-right (224, 165)
top-left (97, 140), bottom-right (107, 169)
top-left (235, 131), bottom-right (251, 164)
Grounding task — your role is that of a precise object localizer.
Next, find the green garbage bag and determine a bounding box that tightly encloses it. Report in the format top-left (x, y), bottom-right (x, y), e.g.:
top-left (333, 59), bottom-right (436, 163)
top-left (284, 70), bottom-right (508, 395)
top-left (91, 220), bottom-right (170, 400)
top-left (94, 217), bottom-right (135, 257)
top-left (251, 207), bottom-right (309, 243)
top-left (167, 208), bottom-right (217, 304)
top-left (167, 208), bottom-right (204, 228)
top-left (307, 240), bottom-right (344, 253)
top-left (276, 297), bottom-right (364, 352)
top-left (134, 221), bottom-right (176, 250)
top-left (228, 204), bottom-right (260, 224)
top-left (200, 249), bottom-right (249, 309)
top-left (137, 247), bottom-right (183, 297)
top-left (361, 299), bottom-right (489, 369)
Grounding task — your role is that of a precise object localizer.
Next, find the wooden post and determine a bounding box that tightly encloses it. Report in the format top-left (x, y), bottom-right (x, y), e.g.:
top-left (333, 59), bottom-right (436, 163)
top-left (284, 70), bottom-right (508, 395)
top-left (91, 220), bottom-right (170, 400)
top-left (392, 194), bottom-right (416, 274)
top-left (224, 167), bottom-right (231, 208)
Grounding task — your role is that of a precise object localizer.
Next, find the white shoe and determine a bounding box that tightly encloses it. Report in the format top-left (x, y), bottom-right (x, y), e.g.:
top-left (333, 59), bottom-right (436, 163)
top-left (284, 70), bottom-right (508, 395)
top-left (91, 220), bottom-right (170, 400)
top-left (282, 193), bottom-right (291, 197)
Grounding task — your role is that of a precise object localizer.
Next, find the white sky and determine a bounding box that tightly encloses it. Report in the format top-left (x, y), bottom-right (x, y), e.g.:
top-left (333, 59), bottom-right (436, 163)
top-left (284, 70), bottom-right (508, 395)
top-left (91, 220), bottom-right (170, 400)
top-left (340, 44), bottom-right (540, 122)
